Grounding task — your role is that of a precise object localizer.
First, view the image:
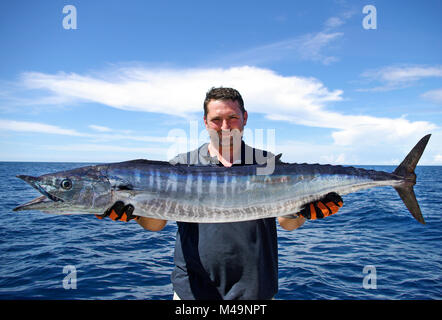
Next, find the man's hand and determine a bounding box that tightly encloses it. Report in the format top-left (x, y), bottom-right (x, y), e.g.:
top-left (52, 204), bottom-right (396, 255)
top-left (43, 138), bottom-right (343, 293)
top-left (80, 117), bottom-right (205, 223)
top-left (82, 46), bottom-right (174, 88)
top-left (298, 192), bottom-right (343, 220)
top-left (96, 201), bottom-right (138, 222)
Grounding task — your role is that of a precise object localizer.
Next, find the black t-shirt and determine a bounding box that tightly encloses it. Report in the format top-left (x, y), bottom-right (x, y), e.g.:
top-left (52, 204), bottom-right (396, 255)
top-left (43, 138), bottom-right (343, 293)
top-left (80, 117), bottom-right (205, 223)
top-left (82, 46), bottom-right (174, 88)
top-left (170, 142), bottom-right (279, 300)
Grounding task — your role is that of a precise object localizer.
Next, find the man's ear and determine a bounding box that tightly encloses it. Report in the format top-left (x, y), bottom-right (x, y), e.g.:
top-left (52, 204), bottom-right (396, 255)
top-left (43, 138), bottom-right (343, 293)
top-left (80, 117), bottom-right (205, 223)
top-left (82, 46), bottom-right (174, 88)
top-left (243, 111), bottom-right (248, 126)
top-left (203, 115), bottom-right (208, 128)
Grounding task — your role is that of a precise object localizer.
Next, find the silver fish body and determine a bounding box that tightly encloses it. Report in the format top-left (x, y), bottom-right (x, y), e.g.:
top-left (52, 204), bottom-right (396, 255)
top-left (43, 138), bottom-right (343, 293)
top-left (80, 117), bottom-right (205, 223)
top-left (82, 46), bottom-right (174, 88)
top-left (14, 135), bottom-right (431, 224)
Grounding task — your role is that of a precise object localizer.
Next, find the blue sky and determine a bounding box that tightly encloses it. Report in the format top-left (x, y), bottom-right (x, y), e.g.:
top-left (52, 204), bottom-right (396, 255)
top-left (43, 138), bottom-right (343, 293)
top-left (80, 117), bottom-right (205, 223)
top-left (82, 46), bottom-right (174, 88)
top-left (0, 0), bottom-right (441, 164)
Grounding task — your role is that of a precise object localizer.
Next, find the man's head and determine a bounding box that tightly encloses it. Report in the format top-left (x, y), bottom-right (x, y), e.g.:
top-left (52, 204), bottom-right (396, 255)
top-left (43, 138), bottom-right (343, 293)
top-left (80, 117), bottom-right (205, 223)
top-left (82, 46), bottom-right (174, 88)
top-left (203, 87), bottom-right (246, 118)
top-left (203, 87), bottom-right (248, 149)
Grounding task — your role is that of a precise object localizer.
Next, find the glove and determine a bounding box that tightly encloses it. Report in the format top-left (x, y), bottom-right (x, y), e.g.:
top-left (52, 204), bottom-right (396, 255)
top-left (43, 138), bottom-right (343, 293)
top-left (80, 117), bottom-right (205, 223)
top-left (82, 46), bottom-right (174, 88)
top-left (96, 201), bottom-right (138, 222)
top-left (298, 192), bottom-right (343, 220)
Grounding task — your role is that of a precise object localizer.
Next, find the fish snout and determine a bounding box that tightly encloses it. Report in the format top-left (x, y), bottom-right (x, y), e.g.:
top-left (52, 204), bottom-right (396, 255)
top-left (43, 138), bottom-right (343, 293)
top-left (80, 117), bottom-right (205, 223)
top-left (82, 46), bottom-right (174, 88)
top-left (16, 175), bottom-right (38, 185)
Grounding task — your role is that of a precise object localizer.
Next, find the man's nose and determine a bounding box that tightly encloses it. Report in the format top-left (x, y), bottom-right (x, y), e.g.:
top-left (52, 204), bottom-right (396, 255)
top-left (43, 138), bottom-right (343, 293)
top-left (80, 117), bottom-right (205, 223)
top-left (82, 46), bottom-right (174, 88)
top-left (221, 119), bottom-right (230, 130)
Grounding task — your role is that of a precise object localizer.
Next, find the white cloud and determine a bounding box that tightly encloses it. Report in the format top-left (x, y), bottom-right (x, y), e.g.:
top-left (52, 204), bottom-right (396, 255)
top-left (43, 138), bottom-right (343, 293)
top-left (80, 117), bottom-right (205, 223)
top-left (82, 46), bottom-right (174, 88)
top-left (0, 119), bottom-right (171, 143)
top-left (320, 152), bottom-right (346, 164)
top-left (89, 124), bottom-right (112, 132)
top-left (273, 139), bottom-right (362, 165)
top-left (380, 66), bottom-right (442, 82)
top-left (220, 11), bottom-right (353, 66)
top-left (220, 31), bottom-right (343, 66)
top-left (329, 116), bottom-right (434, 147)
top-left (359, 65), bottom-right (442, 91)
top-left (297, 32), bottom-right (343, 65)
top-left (22, 144), bottom-right (170, 162)
top-left (15, 66), bottom-right (436, 148)
top-left (421, 88), bottom-right (442, 104)
top-left (324, 17), bottom-right (345, 29)
top-left (43, 143), bottom-right (167, 154)
top-left (434, 154), bottom-right (442, 163)
top-left (0, 119), bottom-right (84, 136)
top-left (19, 66), bottom-right (343, 116)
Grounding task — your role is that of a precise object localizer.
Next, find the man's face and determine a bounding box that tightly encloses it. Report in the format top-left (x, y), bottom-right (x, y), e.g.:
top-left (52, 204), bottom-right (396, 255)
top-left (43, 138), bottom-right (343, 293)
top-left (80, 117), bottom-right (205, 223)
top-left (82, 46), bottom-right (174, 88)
top-left (204, 99), bottom-right (248, 148)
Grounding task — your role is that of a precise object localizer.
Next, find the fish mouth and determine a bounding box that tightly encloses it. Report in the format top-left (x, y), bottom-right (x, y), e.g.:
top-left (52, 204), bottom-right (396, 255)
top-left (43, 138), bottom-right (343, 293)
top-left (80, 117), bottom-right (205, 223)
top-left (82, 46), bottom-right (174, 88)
top-left (13, 195), bottom-right (55, 211)
top-left (13, 175), bottom-right (63, 211)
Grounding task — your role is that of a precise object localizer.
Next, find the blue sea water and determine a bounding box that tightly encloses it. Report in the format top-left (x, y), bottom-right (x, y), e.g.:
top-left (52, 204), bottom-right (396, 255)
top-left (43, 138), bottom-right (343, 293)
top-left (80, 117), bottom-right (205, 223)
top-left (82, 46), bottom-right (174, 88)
top-left (0, 162), bottom-right (441, 300)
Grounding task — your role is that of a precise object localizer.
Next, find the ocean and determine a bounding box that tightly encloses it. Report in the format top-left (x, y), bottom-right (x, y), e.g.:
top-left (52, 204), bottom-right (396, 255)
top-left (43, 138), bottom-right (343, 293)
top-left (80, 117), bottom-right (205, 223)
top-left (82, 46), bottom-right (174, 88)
top-left (0, 162), bottom-right (441, 300)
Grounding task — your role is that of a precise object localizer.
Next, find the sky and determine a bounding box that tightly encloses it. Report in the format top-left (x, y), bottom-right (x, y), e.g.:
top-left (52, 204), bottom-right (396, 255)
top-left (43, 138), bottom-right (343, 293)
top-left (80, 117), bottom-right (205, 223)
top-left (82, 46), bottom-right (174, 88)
top-left (0, 0), bottom-right (441, 165)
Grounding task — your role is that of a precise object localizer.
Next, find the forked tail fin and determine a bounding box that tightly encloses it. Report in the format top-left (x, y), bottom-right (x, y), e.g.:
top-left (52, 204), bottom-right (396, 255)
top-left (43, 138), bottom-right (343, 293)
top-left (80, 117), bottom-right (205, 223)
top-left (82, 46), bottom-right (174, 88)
top-left (393, 134), bottom-right (431, 224)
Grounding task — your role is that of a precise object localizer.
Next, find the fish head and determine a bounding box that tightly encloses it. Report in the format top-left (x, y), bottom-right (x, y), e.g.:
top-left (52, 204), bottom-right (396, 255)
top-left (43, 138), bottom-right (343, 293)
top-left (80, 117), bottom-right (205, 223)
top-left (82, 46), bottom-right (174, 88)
top-left (14, 166), bottom-right (112, 214)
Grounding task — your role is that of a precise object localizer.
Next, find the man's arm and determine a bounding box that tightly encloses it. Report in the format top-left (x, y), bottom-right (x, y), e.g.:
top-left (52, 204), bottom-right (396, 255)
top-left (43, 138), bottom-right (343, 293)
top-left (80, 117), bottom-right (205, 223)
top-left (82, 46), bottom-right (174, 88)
top-left (278, 215), bottom-right (306, 231)
top-left (136, 217), bottom-right (167, 231)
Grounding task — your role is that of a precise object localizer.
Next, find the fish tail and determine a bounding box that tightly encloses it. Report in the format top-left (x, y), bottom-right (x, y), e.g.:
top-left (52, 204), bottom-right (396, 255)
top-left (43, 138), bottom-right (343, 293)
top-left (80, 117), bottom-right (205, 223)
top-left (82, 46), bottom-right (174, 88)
top-left (393, 134), bottom-right (431, 224)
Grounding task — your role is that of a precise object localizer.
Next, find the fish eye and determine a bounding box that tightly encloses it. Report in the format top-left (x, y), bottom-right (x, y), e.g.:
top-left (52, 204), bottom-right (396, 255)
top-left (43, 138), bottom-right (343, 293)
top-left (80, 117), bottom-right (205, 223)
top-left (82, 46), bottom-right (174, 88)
top-left (60, 179), bottom-right (72, 190)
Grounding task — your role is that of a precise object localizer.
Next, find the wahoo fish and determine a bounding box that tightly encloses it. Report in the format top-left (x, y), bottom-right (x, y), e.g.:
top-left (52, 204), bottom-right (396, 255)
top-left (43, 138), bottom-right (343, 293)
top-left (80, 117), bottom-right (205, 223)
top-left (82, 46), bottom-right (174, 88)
top-left (14, 135), bottom-right (431, 224)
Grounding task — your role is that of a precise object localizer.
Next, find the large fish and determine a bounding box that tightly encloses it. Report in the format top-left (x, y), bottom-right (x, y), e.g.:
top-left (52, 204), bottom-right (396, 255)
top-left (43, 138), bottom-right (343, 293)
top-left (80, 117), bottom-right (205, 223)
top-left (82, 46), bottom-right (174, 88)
top-left (14, 135), bottom-right (431, 224)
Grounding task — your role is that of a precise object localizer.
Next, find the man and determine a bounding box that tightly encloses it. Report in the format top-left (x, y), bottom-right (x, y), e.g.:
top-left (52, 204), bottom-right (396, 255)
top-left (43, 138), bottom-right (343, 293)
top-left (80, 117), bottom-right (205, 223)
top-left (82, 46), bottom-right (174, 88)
top-left (98, 87), bottom-right (343, 300)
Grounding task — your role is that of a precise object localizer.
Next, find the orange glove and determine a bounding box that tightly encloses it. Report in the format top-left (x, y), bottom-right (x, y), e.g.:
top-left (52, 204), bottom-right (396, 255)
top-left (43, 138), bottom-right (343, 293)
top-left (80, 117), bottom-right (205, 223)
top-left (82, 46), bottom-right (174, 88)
top-left (298, 192), bottom-right (343, 220)
top-left (96, 201), bottom-right (138, 222)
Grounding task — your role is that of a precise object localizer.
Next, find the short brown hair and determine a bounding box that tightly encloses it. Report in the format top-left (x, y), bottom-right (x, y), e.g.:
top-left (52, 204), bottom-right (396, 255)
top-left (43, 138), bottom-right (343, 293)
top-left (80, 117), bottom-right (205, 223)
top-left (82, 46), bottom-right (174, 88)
top-left (203, 87), bottom-right (246, 117)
